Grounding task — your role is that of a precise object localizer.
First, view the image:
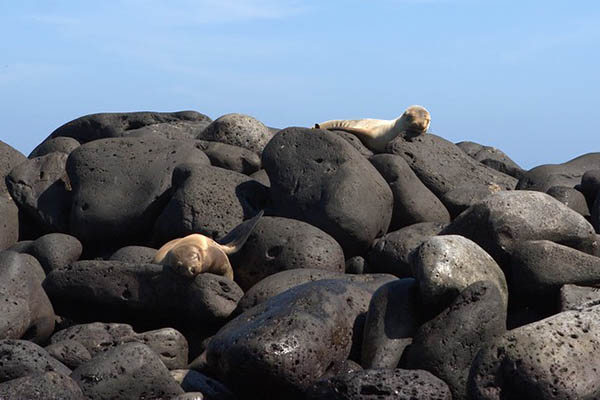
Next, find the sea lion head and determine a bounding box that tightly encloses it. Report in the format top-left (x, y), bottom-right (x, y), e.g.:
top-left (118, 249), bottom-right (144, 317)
top-left (403, 105), bottom-right (431, 136)
top-left (165, 244), bottom-right (206, 278)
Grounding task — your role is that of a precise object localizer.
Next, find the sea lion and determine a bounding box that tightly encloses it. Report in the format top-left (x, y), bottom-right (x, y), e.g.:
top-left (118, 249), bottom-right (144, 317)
top-left (315, 105), bottom-right (431, 152)
top-left (153, 210), bottom-right (264, 280)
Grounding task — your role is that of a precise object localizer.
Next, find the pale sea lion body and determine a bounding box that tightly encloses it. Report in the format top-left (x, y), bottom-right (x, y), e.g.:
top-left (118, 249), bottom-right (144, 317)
top-left (153, 210), bottom-right (263, 279)
top-left (315, 105), bottom-right (431, 152)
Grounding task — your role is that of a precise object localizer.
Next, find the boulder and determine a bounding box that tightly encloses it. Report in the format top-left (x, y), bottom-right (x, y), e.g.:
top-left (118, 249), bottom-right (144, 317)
top-left (66, 137), bottom-right (209, 249)
top-left (560, 284), bottom-right (600, 311)
top-left (29, 136), bottom-right (81, 157)
top-left (229, 216), bottom-right (345, 291)
top-left (108, 245), bottom-right (156, 264)
top-left (71, 342), bottom-right (184, 400)
top-left (45, 110), bottom-right (210, 144)
top-left (263, 127), bottom-right (393, 257)
top-left (456, 140), bottom-right (524, 179)
top-left (442, 190), bottom-right (598, 266)
top-left (0, 140), bottom-right (25, 249)
top-left (387, 133), bottom-right (517, 198)
top-left (0, 339), bottom-right (71, 382)
top-left (306, 368), bottom-right (452, 400)
top-left (198, 113), bottom-right (273, 154)
top-left (517, 153), bottom-right (600, 192)
top-left (153, 163), bottom-right (267, 244)
top-left (0, 251), bottom-right (55, 343)
top-left (546, 186), bottom-right (590, 217)
top-left (25, 233), bottom-right (82, 273)
top-left (0, 372), bottom-right (85, 400)
top-left (468, 304), bottom-right (600, 399)
top-left (45, 339), bottom-right (92, 370)
top-left (369, 154), bottom-right (450, 230)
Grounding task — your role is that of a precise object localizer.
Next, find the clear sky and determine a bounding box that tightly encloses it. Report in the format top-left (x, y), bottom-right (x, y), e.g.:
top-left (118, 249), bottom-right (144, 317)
top-left (1, 1), bottom-right (599, 169)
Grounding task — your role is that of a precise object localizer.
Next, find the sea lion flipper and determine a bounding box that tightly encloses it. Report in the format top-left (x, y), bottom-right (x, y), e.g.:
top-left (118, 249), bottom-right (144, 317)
top-left (217, 210), bottom-right (264, 254)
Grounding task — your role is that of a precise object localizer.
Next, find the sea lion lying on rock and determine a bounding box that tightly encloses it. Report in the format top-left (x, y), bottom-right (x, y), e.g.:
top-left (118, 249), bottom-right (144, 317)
top-left (315, 105), bottom-right (431, 152)
top-left (153, 210), bottom-right (264, 279)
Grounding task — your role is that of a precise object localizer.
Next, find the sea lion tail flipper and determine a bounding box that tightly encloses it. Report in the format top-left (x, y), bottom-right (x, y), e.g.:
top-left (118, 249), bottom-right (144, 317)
top-left (217, 210), bottom-right (264, 254)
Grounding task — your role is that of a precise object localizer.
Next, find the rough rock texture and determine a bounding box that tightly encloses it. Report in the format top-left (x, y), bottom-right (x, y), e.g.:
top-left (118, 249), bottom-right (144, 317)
top-left (0, 140), bottom-right (25, 249)
top-left (0, 251), bottom-right (55, 343)
top-left (456, 140), bottom-right (525, 179)
top-left (45, 339), bottom-right (92, 369)
top-left (49, 322), bottom-right (188, 369)
top-left (43, 261), bottom-right (243, 331)
top-left (387, 133), bottom-right (517, 198)
top-left (153, 163), bottom-right (267, 244)
top-left (509, 240), bottom-right (600, 298)
top-left (124, 119), bottom-right (212, 141)
top-left (229, 216), bottom-right (345, 290)
top-left (0, 339), bottom-right (71, 382)
top-left (404, 281), bottom-right (507, 400)
top-left (306, 368), bottom-right (452, 400)
top-left (263, 127), bottom-right (393, 257)
top-left (66, 137), bottom-right (210, 250)
top-left (195, 140), bottom-right (262, 175)
top-left (199, 113), bottom-right (273, 154)
top-left (108, 245), bottom-right (156, 264)
top-left (170, 369), bottom-right (235, 399)
top-left (45, 111), bottom-right (210, 144)
top-left (0, 372), bottom-right (85, 400)
top-left (29, 136), bottom-right (81, 157)
top-left (361, 279), bottom-right (420, 369)
top-left (6, 152), bottom-right (72, 234)
top-left (207, 279), bottom-right (372, 399)
top-left (546, 186), bottom-right (590, 217)
top-left (560, 284), bottom-right (600, 311)
top-left (442, 190), bottom-right (598, 266)
top-left (71, 342), bottom-right (184, 400)
top-left (412, 235), bottom-right (508, 312)
top-left (366, 222), bottom-right (447, 278)
top-left (25, 233), bottom-right (82, 273)
top-left (517, 153), bottom-right (600, 192)
top-left (468, 304), bottom-right (600, 400)
top-left (441, 183), bottom-right (503, 218)
top-left (369, 154), bottom-right (450, 230)
top-left (237, 268), bottom-right (397, 313)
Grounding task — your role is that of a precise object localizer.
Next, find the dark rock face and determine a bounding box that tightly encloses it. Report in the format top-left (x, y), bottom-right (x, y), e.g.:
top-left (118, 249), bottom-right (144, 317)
top-left (456, 140), bottom-right (525, 179)
top-left (404, 281), bottom-right (507, 400)
top-left (263, 127), bottom-right (393, 257)
top-left (237, 268), bottom-right (397, 313)
top-left (509, 240), bottom-right (600, 299)
top-left (518, 153), bottom-right (600, 192)
top-left (579, 169), bottom-right (600, 205)
top-left (124, 119), bottom-right (212, 141)
top-left (306, 368), bottom-right (452, 400)
top-left (361, 279), bottom-right (420, 369)
top-left (229, 216), bottom-right (345, 290)
top-left (412, 235), bottom-right (508, 312)
top-left (170, 369), bottom-right (235, 399)
top-left (49, 322), bottom-right (188, 369)
top-left (71, 342), bottom-right (184, 400)
top-left (153, 163), bottom-right (267, 244)
top-left (442, 190), bottom-right (598, 266)
top-left (29, 136), bottom-right (81, 157)
top-left (43, 261), bottom-right (242, 331)
top-left (66, 137), bottom-right (209, 249)
top-left (546, 186), bottom-right (590, 217)
top-left (366, 222), bottom-right (447, 278)
top-left (6, 152), bottom-right (71, 234)
top-left (332, 130), bottom-right (374, 158)
top-left (195, 140), bottom-right (262, 175)
top-left (369, 154), bottom-right (450, 230)
top-left (440, 183), bottom-right (502, 218)
top-left (25, 233), bottom-right (82, 273)
top-left (0, 251), bottom-right (55, 343)
top-left (199, 113), bottom-right (273, 154)
top-left (0, 372), bottom-right (85, 400)
top-left (108, 245), bottom-right (156, 264)
top-left (0, 140), bottom-right (25, 250)
top-left (45, 110), bottom-right (210, 144)
top-left (207, 280), bottom-right (372, 399)
top-left (468, 305), bottom-right (600, 400)
top-left (560, 284), bottom-right (600, 311)
top-left (387, 133), bottom-right (517, 198)
top-left (45, 339), bottom-right (92, 369)
top-left (0, 339), bottom-right (71, 382)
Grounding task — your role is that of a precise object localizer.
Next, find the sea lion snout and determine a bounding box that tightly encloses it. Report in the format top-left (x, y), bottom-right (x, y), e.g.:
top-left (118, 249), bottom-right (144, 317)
top-left (404, 105), bottom-right (431, 134)
top-left (169, 245), bottom-right (204, 277)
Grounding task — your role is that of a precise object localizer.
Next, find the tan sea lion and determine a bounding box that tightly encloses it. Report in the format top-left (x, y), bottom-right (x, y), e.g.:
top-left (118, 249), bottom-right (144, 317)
top-left (315, 105), bottom-right (431, 152)
top-left (153, 210), bottom-right (264, 280)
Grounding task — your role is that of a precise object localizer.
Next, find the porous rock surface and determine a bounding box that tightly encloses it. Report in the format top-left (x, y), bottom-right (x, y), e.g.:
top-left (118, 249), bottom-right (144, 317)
top-left (2, 109), bottom-right (600, 399)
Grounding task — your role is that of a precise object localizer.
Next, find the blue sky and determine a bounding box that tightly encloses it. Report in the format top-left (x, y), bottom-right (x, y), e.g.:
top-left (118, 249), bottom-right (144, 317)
top-left (1, 0), bottom-right (599, 169)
